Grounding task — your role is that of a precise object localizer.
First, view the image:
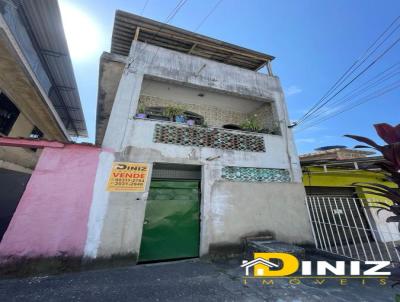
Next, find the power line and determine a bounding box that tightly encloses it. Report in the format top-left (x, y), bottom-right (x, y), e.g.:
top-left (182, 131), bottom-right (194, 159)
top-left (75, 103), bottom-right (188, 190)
top-left (193, 0), bottom-right (223, 32)
top-left (297, 15), bottom-right (400, 125)
top-left (140, 0), bottom-right (150, 16)
top-left (136, 0), bottom-right (225, 93)
top-left (131, 0), bottom-right (189, 94)
top-left (119, 0), bottom-right (189, 150)
top-left (297, 62), bottom-right (400, 126)
top-left (164, 0), bottom-right (188, 24)
top-left (129, 0), bottom-right (189, 73)
top-left (295, 79), bottom-right (400, 132)
top-left (296, 34), bottom-right (400, 128)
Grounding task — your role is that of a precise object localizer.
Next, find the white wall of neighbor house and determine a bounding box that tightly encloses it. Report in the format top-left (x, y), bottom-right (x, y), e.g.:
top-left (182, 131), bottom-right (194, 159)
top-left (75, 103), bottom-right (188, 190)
top-left (87, 41), bottom-right (312, 259)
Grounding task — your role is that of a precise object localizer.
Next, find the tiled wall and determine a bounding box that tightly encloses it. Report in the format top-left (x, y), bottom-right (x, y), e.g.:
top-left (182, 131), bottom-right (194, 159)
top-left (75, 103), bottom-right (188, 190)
top-left (222, 166), bottom-right (290, 182)
top-left (139, 95), bottom-right (275, 129)
top-left (153, 123), bottom-right (266, 152)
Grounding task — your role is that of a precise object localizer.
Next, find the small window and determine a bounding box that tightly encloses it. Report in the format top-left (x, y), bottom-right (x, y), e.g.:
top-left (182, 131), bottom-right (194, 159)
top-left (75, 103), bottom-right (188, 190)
top-left (0, 93), bottom-right (19, 135)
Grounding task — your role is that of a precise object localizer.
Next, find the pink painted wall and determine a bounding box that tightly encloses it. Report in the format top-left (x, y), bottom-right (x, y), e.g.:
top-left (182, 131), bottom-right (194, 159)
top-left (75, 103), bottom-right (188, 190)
top-left (0, 144), bottom-right (100, 259)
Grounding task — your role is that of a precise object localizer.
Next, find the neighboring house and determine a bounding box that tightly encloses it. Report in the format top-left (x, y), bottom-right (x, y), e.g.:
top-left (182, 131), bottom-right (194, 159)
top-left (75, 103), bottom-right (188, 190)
top-left (300, 147), bottom-right (393, 198)
top-left (92, 10), bottom-right (312, 262)
top-left (300, 147), bottom-right (399, 246)
top-left (0, 0), bottom-right (86, 240)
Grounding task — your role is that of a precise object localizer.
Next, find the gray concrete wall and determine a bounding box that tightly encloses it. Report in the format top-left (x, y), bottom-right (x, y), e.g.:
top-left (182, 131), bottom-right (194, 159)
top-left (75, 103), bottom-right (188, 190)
top-left (87, 41), bottom-right (312, 259)
top-left (206, 182), bottom-right (312, 245)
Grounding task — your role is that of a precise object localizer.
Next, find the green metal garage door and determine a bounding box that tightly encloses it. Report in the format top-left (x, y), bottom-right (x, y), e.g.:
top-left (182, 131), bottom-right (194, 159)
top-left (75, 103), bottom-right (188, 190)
top-left (138, 180), bottom-right (200, 262)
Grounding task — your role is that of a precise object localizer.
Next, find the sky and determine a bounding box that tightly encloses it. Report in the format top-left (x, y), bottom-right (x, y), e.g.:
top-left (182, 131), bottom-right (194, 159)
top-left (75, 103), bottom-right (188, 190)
top-left (58, 0), bottom-right (400, 154)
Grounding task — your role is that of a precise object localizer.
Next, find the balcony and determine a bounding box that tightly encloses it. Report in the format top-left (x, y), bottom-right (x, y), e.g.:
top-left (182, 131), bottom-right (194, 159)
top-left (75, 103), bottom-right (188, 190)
top-left (131, 78), bottom-right (285, 154)
top-left (136, 95), bottom-right (281, 136)
top-left (153, 122), bottom-right (266, 152)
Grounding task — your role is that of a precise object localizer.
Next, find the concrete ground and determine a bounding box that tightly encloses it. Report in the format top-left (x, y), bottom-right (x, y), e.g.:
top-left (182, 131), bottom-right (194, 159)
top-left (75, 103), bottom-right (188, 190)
top-left (0, 257), bottom-right (398, 302)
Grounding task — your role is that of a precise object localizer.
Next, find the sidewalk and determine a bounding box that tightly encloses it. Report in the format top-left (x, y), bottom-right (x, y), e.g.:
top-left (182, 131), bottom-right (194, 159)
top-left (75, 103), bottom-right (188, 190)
top-left (0, 257), bottom-right (397, 301)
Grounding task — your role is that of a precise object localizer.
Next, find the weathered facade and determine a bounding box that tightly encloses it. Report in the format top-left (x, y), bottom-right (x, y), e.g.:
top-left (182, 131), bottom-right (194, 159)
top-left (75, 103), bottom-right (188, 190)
top-left (0, 0), bottom-right (86, 240)
top-left (90, 11), bottom-right (313, 261)
top-left (0, 10), bottom-right (313, 263)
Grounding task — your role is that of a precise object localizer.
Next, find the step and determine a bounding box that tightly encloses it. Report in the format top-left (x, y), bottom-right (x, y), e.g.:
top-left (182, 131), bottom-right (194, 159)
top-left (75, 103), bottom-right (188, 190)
top-left (245, 239), bottom-right (305, 260)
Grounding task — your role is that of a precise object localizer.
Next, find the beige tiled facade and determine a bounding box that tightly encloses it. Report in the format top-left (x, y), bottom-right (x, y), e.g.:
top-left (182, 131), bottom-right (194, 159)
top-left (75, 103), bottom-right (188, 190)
top-left (138, 94), bottom-right (277, 131)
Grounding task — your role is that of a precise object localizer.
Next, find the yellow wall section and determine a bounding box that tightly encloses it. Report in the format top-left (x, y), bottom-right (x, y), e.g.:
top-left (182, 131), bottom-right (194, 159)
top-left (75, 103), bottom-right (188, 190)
top-left (302, 167), bottom-right (397, 203)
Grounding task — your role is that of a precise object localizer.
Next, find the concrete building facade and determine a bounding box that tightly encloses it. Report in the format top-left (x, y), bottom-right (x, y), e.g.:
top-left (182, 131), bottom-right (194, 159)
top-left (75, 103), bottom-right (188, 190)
top-left (90, 11), bottom-right (313, 261)
top-left (0, 10), bottom-right (313, 264)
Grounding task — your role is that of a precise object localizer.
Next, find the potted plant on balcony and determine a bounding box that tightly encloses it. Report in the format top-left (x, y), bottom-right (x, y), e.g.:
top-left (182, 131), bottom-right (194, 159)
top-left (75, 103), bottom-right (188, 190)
top-left (165, 104), bottom-right (186, 123)
top-left (240, 115), bottom-right (262, 132)
top-left (259, 122), bottom-right (281, 135)
top-left (186, 119), bottom-right (195, 126)
top-left (135, 103), bottom-right (147, 119)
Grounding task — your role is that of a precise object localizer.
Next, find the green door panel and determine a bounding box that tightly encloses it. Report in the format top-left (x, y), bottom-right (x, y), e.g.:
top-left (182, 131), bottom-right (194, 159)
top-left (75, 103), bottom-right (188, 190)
top-left (138, 180), bottom-right (200, 262)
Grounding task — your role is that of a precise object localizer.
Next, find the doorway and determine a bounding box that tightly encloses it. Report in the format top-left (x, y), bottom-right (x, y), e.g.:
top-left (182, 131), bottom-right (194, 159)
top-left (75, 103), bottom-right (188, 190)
top-left (138, 163), bottom-right (201, 262)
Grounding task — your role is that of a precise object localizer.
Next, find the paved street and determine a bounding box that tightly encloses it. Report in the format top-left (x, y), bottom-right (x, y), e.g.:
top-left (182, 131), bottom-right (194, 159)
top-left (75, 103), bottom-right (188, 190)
top-left (0, 258), bottom-right (398, 301)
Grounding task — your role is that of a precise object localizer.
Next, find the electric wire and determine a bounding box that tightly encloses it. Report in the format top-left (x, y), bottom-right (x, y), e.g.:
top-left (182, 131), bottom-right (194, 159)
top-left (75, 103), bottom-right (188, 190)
top-left (140, 0), bottom-right (150, 16)
top-left (193, 0), bottom-right (223, 32)
top-left (297, 15), bottom-right (400, 125)
top-left (296, 61), bottom-right (400, 127)
top-left (296, 79), bottom-right (400, 132)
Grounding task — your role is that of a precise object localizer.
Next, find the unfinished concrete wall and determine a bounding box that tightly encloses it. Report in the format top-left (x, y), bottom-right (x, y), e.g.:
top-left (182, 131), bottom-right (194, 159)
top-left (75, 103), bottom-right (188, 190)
top-left (89, 41), bottom-right (311, 260)
top-left (138, 78), bottom-right (276, 129)
top-left (207, 182), bottom-right (311, 245)
top-left (8, 113), bottom-right (34, 137)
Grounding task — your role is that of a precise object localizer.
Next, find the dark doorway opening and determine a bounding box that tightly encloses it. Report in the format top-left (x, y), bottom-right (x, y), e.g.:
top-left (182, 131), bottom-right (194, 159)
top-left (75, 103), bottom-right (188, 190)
top-left (0, 168), bottom-right (30, 241)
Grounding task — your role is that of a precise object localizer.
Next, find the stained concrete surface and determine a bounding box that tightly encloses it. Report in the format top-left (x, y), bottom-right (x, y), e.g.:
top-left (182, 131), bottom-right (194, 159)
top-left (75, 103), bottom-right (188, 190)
top-left (0, 256), bottom-right (398, 302)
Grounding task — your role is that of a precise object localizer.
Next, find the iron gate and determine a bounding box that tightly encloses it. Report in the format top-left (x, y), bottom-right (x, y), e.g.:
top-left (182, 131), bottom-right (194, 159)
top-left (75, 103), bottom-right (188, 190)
top-left (305, 195), bottom-right (400, 264)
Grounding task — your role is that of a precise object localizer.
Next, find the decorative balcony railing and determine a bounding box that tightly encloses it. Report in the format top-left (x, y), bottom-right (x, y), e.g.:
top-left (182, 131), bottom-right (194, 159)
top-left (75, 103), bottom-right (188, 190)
top-left (222, 166), bottom-right (290, 182)
top-left (153, 123), bottom-right (266, 152)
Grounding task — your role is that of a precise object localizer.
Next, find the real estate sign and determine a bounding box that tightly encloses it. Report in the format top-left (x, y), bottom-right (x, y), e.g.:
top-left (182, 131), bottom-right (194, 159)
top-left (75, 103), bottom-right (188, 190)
top-left (107, 162), bottom-right (149, 192)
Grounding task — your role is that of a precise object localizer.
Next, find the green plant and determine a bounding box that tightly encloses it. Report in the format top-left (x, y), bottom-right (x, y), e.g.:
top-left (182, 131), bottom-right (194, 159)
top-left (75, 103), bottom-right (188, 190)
top-left (164, 104), bottom-right (186, 119)
top-left (346, 123), bottom-right (400, 285)
top-left (240, 115), bottom-right (262, 132)
top-left (137, 103), bottom-right (146, 114)
top-left (345, 123), bottom-right (400, 215)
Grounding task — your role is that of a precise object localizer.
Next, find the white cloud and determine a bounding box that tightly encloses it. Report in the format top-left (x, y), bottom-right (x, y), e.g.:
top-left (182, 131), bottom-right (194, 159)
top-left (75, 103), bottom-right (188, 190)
top-left (285, 85), bottom-right (302, 96)
top-left (59, 0), bottom-right (104, 61)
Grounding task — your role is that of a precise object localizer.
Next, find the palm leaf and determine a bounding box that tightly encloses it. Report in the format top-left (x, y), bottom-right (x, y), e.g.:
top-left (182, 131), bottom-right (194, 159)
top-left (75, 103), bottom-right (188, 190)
top-left (344, 134), bottom-right (381, 149)
top-left (387, 216), bottom-right (400, 222)
top-left (353, 182), bottom-right (400, 198)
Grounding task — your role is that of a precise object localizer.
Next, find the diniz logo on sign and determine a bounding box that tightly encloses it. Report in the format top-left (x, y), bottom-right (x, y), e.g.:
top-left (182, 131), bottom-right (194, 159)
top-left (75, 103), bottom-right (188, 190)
top-left (241, 253), bottom-right (390, 285)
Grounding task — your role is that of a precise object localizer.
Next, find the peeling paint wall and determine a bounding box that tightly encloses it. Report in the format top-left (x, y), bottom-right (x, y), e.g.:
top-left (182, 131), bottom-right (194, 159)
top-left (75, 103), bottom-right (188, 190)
top-left (92, 41), bottom-right (312, 260)
top-left (0, 145), bottom-right (100, 259)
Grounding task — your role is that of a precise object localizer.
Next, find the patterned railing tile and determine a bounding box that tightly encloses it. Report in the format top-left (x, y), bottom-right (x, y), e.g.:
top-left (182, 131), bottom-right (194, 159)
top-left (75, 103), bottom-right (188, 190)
top-left (222, 166), bottom-right (290, 182)
top-left (153, 124), bottom-right (265, 152)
